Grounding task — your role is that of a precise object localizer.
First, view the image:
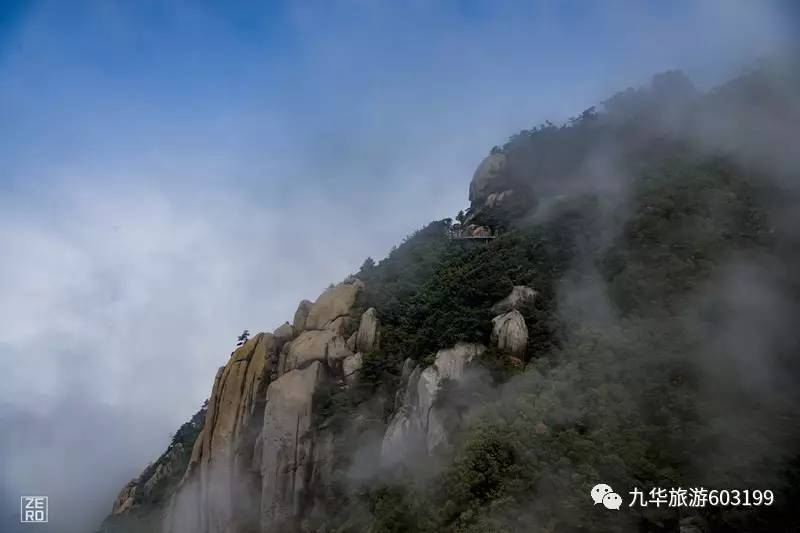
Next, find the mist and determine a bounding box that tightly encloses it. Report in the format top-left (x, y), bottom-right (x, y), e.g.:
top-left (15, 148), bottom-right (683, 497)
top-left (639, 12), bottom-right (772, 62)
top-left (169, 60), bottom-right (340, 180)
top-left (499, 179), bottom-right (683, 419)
top-left (0, 1), bottom-right (797, 532)
top-left (318, 47), bottom-right (800, 533)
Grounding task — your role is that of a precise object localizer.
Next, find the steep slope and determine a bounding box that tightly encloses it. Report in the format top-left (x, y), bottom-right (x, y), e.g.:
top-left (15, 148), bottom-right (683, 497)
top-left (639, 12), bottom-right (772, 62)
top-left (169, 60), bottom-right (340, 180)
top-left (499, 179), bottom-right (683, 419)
top-left (100, 65), bottom-right (800, 533)
top-left (98, 407), bottom-right (206, 533)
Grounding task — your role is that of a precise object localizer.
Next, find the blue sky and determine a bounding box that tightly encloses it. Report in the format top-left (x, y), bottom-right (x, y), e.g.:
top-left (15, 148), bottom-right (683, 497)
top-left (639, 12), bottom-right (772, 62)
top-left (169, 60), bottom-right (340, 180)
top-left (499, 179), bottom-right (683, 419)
top-left (0, 1), bottom-right (796, 531)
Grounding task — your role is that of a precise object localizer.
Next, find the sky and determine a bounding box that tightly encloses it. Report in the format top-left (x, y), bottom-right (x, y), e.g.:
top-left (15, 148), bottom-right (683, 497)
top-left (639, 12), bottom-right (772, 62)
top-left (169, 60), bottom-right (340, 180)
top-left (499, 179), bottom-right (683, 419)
top-left (0, 1), bottom-right (797, 532)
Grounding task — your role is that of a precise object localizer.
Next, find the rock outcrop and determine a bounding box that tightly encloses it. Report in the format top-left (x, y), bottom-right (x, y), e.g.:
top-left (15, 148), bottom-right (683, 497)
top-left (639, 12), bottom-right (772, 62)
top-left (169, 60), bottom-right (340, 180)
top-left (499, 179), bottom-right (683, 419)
top-left (163, 333), bottom-right (277, 533)
top-left (343, 352), bottom-right (363, 384)
top-left (100, 404), bottom-right (207, 533)
top-left (324, 315), bottom-right (357, 336)
top-left (111, 440), bottom-right (193, 517)
top-left (159, 281), bottom-right (371, 533)
top-left (463, 224), bottom-right (493, 238)
top-left (492, 285), bottom-right (537, 314)
top-left (491, 309), bottom-right (528, 356)
top-left (273, 322), bottom-right (295, 346)
top-left (282, 329), bottom-right (352, 372)
top-left (104, 258), bottom-right (532, 533)
top-left (381, 343), bottom-right (484, 464)
top-left (259, 361), bottom-right (331, 532)
top-left (469, 151), bottom-right (509, 206)
top-left (485, 188), bottom-right (514, 208)
top-left (111, 480), bottom-right (138, 515)
top-left (465, 150), bottom-right (533, 228)
top-left (356, 307), bottom-right (379, 353)
top-left (106, 277), bottom-right (387, 533)
top-left (304, 280), bottom-right (364, 330)
top-left (292, 300), bottom-right (313, 333)
top-left (103, 238), bottom-right (533, 533)
top-left (346, 331), bottom-right (357, 352)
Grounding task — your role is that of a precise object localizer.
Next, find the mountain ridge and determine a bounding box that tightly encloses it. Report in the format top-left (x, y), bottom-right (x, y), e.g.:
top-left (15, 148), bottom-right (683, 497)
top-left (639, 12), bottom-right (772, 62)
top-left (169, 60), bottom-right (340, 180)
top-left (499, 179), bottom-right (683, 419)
top-left (99, 64), bottom-right (800, 533)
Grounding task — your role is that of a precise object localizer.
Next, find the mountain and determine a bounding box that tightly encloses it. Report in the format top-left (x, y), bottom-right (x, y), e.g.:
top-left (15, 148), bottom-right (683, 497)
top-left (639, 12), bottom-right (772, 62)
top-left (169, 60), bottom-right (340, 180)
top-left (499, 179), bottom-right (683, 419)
top-left (98, 63), bottom-right (800, 533)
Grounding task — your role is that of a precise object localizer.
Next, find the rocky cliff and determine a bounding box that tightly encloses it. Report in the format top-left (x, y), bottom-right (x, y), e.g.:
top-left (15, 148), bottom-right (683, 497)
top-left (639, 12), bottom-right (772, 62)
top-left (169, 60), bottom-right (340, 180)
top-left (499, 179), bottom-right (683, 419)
top-left (102, 276), bottom-right (397, 532)
top-left (159, 279), bottom-right (375, 533)
top-left (100, 68), bottom-right (800, 533)
top-left (101, 255), bottom-right (534, 533)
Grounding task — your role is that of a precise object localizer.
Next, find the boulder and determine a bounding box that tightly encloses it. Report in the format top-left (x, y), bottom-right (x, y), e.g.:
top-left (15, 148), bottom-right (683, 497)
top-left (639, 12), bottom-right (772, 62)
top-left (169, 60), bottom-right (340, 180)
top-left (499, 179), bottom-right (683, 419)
top-left (342, 352), bottom-right (363, 384)
top-left (324, 316), bottom-right (357, 336)
top-left (292, 300), bottom-right (313, 332)
top-left (273, 322), bottom-right (295, 346)
top-left (491, 309), bottom-right (528, 356)
top-left (305, 280), bottom-right (364, 330)
top-left (260, 361), bottom-right (325, 531)
top-left (492, 285), bottom-right (537, 314)
top-left (356, 307), bottom-right (379, 353)
top-left (465, 224), bottom-right (492, 238)
top-left (284, 330), bottom-right (351, 371)
top-left (469, 151), bottom-right (508, 204)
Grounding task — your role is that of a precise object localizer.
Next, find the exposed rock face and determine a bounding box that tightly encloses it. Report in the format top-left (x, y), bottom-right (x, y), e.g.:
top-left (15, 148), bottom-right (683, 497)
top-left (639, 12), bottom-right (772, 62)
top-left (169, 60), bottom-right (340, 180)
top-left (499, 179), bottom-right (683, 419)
top-left (273, 322), bottom-right (295, 346)
top-left (381, 407), bottom-right (424, 465)
top-left (259, 361), bottom-right (327, 532)
top-left (101, 405), bottom-right (206, 532)
top-left (142, 450), bottom-right (182, 495)
top-left (356, 307), bottom-right (379, 353)
top-left (485, 188), bottom-right (514, 208)
top-left (111, 279), bottom-right (375, 533)
top-left (112, 480), bottom-right (138, 515)
top-left (343, 352), bottom-right (363, 384)
top-left (491, 309), bottom-right (528, 355)
top-left (400, 358), bottom-right (416, 382)
top-left (304, 280), bottom-right (364, 330)
top-left (283, 329), bottom-right (352, 372)
top-left (469, 151), bottom-right (508, 205)
top-left (381, 343), bottom-right (484, 463)
top-left (463, 224), bottom-right (492, 238)
top-left (163, 333), bottom-right (277, 533)
top-left (324, 315), bottom-right (357, 336)
top-left (492, 285), bottom-right (537, 314)
top-left (435, 343), bottom-right (483, 380)
top-left (292, 300), bottom-right (313, 332)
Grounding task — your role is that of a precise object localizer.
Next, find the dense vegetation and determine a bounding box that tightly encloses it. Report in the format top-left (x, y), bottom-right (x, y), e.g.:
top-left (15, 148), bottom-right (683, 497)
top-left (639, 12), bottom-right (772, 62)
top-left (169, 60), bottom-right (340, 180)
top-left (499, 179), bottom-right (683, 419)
top-left (316, 64), bottom-right (800, 533)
